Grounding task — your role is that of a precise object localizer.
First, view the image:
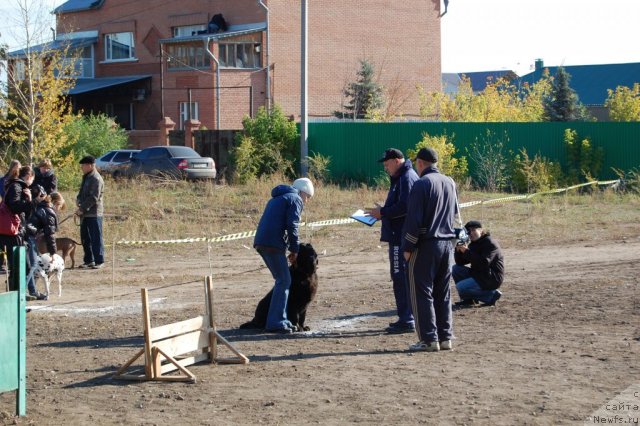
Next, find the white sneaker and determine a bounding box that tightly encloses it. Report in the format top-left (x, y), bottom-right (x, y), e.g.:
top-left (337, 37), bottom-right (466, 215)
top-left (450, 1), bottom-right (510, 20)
top-left (408, 341), bottom-right (440, 352)
top-left (440, 340), bottom-right (453, 350)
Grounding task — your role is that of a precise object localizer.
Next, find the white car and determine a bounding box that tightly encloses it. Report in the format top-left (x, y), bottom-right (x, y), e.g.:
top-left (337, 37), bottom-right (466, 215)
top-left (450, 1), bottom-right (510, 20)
top-left (96, 149), bottom-right (140, 174)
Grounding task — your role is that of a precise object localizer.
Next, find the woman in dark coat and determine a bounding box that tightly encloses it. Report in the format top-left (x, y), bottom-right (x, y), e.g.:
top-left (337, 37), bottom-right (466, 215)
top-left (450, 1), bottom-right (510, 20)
top-left (33, 158), bottom-right (58, 195)
top-left (0, 159), bottom-right (21, 199)
top-left (0, 166), bottom-right (34, 290)
top-left (26, 189), bottom-right (63, 299)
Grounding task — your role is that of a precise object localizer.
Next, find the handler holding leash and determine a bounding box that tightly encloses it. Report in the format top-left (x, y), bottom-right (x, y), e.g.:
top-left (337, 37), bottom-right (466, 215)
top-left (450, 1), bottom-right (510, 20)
top-left (254, 177), bottom-right (314, 334)
top-left (402, 148), bottom-right (457, 352)
top-left (366, 148), bottom-right (419, 334)
top-left (76, 155), bottom-right (105, 269)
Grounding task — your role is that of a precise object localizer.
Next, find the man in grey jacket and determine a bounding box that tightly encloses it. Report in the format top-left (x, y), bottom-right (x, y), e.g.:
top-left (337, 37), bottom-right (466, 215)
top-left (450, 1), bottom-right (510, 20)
top-left (76, 155), bottom-right (105, 269)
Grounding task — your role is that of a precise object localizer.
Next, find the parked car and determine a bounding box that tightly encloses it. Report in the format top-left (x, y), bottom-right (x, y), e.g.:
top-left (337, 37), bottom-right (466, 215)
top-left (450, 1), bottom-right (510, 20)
top-left (112, 146), bottom-right (216, 180)
top-left (96, 149), bottom-right (140, 174)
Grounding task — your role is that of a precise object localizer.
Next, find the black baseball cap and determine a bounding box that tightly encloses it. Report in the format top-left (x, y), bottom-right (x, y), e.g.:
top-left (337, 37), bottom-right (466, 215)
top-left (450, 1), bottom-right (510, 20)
top-left (378, 148), bottom-right (404, 163)
top-left (465, 220), bottom-right (482, 231)
top-left (414, 147), bottom-right (438, 163)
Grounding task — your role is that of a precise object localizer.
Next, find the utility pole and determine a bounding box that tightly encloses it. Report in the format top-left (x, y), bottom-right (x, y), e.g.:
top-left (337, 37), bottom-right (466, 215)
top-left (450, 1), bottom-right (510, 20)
top-left (300, 0), bottom-right (308, 176)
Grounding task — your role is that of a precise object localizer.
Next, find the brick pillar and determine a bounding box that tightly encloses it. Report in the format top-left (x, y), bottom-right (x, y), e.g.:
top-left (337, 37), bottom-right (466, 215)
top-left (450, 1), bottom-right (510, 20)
top-left (184, 119), bottom-right (201, 149)
top-left (158, 117), bottom-right (176, 146)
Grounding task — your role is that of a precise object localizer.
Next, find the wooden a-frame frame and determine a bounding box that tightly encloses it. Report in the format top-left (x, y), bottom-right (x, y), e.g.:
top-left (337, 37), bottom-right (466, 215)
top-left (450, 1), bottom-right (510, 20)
top-left (114, 276), bottom-right (248, 382)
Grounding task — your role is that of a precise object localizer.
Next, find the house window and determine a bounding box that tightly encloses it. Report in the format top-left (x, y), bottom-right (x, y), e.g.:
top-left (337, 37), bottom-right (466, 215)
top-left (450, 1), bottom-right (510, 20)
top-left (59, 46), bottom-right (94, 78)
top-left (219, 43), bottom-right (261, 69)
top-left (166, 44), bottom-right (210, 70)
top-left (179, 102), bottom-right (198, 129)
top-left (105, 32), bottom-right (135, 61)
top-left (105, 103), bottom-right (135, 130)
top-left (13, 60), bottom-right (26, 81)
top-left (12, 59), bottom-right (44, 81)
top-left (173, 25), bottom-right (206, 37)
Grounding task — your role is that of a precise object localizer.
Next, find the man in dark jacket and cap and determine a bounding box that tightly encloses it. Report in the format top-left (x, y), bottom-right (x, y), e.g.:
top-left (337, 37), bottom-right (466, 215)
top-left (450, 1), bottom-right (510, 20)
top-left (453, 220), bottom-right (504, 306)
top-left (253, 177), bottom-right (314, 333)
top-left (76, 155), bottom-right (105, 269)
top-left (402, 147), bottom-right (457, 352)
top-left (367, 148), bottom-right (419, 333)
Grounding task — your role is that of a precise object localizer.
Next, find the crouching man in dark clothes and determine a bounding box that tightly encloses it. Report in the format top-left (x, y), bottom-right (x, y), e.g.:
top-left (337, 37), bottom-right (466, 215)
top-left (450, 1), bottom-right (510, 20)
top-left (453, 220), bottom-right (504, 307)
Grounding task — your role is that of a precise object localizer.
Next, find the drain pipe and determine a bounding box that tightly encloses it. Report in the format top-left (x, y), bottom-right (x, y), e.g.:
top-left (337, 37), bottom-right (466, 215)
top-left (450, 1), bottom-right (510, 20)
top-left (204, 37), bottom-right (221, 129)
top-left (258, 0), bottom-right (271, 110)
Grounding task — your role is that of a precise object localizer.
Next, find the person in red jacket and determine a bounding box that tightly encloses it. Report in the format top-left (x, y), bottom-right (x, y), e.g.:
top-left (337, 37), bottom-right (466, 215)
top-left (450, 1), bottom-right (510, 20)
top-left (453, 220), bottom-right (505, 307)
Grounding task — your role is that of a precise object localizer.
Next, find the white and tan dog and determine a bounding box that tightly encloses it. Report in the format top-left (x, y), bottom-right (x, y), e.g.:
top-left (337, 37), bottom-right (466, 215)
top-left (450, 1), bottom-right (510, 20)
top-left (27, 253), bottom-right (65, 299)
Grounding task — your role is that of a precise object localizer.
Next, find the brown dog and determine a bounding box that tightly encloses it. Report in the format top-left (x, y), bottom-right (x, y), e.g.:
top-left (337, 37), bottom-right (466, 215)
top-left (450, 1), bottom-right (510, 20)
top-left (37, 236), bottom-right (80, 269)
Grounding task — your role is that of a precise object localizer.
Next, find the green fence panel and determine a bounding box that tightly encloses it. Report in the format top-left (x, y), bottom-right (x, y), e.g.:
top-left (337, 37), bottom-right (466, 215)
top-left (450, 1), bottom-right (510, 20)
top-left (0, 247), bottom-right (27, 416)
top-left (308, 122), bottom-right (640, 182)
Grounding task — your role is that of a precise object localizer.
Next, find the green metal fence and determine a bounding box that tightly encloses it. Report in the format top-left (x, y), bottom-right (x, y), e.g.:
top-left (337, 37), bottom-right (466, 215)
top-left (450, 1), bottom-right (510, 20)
top-left (307, 122), bottom-right (640, 182)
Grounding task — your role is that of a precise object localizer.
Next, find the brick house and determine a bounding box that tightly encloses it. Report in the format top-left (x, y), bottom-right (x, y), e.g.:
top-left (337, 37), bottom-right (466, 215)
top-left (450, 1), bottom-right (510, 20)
top-left (12, 0), bottom-right (444, 146)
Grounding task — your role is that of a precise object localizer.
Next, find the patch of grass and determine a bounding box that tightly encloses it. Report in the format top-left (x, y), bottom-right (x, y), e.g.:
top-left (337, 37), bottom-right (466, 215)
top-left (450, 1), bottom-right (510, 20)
top-left (56, 177), bottom-right (640, 250)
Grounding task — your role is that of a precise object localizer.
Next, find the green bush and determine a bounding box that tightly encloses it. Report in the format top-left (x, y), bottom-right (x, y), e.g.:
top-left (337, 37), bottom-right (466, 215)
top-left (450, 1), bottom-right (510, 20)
top-left (612, 167), bottom-right (640, 194)
top-left (467, 131), bottom-right (510, 192)
top-left (406, 133), bottom-right (468, 183)
top-left (63, 114), bottom-right (129, 159)
top-left (563, 129), bottom-right (604, 183)
top-left (51, 114), bottom-right (129, 189)
top-left (305, 152), bottom-right (332, 183)
top-left (231, 105), bottom-right (299, 184)
top-left (509, 148), bottom-right (563, 193)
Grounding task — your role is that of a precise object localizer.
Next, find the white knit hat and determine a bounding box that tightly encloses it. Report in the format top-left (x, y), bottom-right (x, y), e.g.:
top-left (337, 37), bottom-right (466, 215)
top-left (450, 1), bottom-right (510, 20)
top-left (292, 177), bottom-right (314, 197)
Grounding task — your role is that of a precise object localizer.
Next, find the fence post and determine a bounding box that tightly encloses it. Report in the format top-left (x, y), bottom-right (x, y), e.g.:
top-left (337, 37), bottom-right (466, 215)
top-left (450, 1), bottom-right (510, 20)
top-left (157, 117), bottom-right (176, 146)
top-left (184, 119), bottom-right (201, 149)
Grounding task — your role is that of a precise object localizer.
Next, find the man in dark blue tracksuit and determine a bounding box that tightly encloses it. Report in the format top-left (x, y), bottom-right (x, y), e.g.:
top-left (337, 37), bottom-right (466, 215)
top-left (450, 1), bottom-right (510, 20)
top-left (367, 148), bottom-right (419, 333)
top-left (402, 148), bottom-right (457, 352)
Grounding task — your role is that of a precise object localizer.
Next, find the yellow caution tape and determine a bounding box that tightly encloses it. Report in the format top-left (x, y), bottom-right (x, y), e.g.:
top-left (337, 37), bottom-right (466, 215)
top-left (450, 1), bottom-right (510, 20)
top-left (115, 179), bottom-right (620, 246)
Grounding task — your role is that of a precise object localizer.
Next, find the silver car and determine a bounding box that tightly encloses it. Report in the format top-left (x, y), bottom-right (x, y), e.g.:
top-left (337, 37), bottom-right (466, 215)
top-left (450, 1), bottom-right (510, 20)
top-left (96, 149), bottom-right (140, 174)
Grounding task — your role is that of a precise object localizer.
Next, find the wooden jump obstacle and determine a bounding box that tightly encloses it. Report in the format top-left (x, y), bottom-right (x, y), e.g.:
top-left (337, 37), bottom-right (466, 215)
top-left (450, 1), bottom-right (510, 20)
top-left (114, 276), bottom-right (248, 382)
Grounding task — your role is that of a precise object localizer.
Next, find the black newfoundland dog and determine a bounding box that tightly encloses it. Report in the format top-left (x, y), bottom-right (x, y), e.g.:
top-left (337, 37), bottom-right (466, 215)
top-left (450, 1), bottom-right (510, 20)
top-left (240, 243), bottom-right (319, 332)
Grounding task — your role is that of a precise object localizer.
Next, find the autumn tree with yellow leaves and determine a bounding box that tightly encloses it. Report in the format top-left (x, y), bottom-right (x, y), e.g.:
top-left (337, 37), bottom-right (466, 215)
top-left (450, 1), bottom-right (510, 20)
top-left (605, 83), bottom-right (640, 121)
top-left (1, 0), bottom-right (79, 169)
top-left (418, 73), bottom-right (553, 122)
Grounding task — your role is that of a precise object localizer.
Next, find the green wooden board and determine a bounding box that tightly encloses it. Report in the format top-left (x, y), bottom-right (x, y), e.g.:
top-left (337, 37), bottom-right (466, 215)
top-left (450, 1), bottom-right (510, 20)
top-left (0, 247), bottom-right (26, 416)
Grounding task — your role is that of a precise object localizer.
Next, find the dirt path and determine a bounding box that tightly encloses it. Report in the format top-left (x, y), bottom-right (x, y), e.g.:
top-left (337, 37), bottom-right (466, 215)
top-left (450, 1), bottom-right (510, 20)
top-left (2, 226), bottom-right (639, 425)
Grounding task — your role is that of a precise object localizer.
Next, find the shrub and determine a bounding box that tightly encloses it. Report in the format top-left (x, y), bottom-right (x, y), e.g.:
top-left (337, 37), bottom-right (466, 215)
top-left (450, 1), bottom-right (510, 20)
top-left (612, 167), bottom-right (640, 194)
top-left (563, 129), bottom-right (604, 184)
top-left (467, 131), bottom-right (510, 192)
top-left (509, 148), bottom-right (563, 193)
top-left (305, 152), bottom-right (332, 183)
top-left (406, 133), bottom-right (468, 183)
top-left (231, 105), bottom-right (298, 184)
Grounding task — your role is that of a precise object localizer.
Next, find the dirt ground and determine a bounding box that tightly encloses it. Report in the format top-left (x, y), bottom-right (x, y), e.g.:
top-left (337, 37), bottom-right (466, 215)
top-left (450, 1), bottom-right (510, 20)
top-left (1, 220), bottom-right (639, 425)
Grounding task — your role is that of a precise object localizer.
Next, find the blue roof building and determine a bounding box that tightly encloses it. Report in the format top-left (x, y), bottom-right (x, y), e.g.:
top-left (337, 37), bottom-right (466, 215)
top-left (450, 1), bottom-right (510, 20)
top-left (518, 59), bottom-right (640, 120)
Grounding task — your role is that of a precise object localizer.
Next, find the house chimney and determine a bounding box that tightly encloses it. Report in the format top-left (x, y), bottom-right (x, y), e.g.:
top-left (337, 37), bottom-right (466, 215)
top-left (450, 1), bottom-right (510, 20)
top-left (535, 58), bottom-right (544, 71)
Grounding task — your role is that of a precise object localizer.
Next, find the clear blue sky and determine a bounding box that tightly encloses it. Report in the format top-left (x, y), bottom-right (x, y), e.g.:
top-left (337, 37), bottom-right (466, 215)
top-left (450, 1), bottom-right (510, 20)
top-left (442, 0), bottom-right (640, 75)
top-left (2, 0), bottom-right (640, 78)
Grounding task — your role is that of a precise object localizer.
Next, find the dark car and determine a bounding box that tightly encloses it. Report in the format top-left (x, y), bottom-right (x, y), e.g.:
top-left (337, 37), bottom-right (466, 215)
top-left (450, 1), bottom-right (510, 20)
top-left (113, 146), bottom-right (216, 180)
